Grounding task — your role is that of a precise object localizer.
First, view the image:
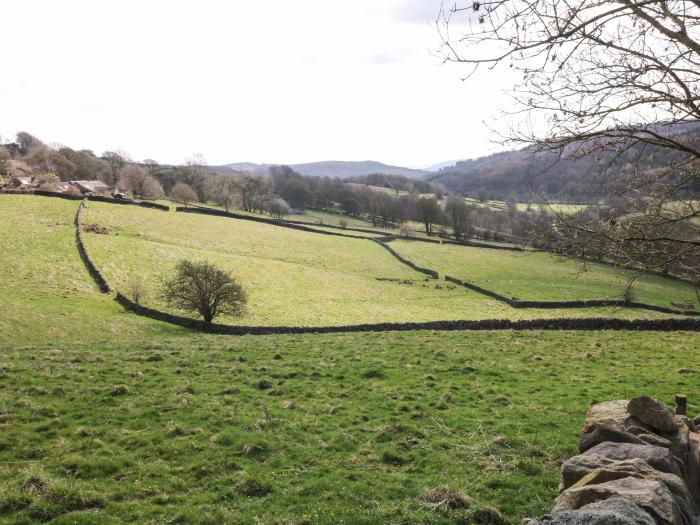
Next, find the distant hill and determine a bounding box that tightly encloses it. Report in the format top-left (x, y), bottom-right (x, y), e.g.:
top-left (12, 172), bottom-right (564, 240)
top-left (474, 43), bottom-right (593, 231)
top-left (210, 160), bottom-right (429, 179)
top-left (416, 159), bottom-right (467, 172)
top-left (428, 122), bottom-right (700, 202)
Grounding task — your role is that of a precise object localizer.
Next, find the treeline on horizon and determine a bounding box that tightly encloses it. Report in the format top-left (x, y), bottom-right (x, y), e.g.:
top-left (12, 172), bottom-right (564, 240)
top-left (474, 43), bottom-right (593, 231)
top-left (0, 131), bottom-right (567, 243)
top-left (429, 123), bottom-right (700, 203)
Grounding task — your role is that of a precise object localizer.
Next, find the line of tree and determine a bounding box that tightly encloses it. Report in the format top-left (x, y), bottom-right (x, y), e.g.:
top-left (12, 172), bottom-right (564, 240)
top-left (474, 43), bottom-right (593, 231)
top-left (1, 131), bottom-right (551, 246)
top-left (0, 132), bottom-right (165, 199)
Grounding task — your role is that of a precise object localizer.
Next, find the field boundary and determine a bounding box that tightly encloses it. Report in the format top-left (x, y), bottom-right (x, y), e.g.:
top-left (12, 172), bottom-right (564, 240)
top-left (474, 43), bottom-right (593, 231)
top-left (75, 200), bottom-right (111, 293)
top-left (374, 241), bottom-right (439, 279)
top-left (173, 204), bottom-right (526, 251)
top-left (71, 199), bottom-right (700, 331)
top-left (174, 206), bottom-right (377, 240)
top-left (443, 275), bottom-right (700, 316)
top-left (1, 188), bottom-right (170, 211)
top-left (67, 199), bottom-right (700, 320)
top-left (114, 293), bottom-right (700, 333)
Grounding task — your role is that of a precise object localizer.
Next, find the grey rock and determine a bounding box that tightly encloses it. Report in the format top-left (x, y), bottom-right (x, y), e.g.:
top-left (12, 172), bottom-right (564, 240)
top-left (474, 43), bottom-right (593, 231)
top-left (636, 433), bottom-right (673, 448)
top-left (583, 400), bottom-right (630, 433)
top-left (581, 442), bottom-right (682, 478)
top-left (580, 423), bottom-right (646, 453)
top-left (553, 476), bottom-right (681, 525)
top-left (570, 458), bottom-right (697, 525)
top-left (627, 397), bottom-right (678, 434)
top-left (626, 426), bottom-right (672, 448)
top-left (562, 454), bottom-right (615, 489)
top-left (529, 497), bottom-right (655, 525)
top-left (693, 413), bottom-right (700, 427)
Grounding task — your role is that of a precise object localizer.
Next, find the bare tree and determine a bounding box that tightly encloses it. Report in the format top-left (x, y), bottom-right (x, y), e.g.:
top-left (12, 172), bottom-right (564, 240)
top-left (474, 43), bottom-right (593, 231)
top-left (439, 1), bottom-right (700, 285)
top-left (0, 147), bottom-right (11, 177)
top-left (118, 164), bottom-right (164, 199)
top-left (236, 173), bottom-right (273, 213)
top-left (171, 182), bottom-right (198, 206)
top-left (142, 159), bottom-right (159, 176)
top-left (15, 132), bottom-right (42, 154)
top-left (162, 260), bottom-right (247, 323)
top-left (266, 197), bottom-right (292, 218)
top-left (212, 174), bottom-right (240, 212)
top-left (445, 197), bottom-right (472, 241)
top-left (102, 150), bottom-right (130, 186)
top-left (182, 154), bottom-right (209, 203)
top-left (357, 188), bottom-right (382, 226)
top-left (128, 275), bottom-right (148, 305)
top-left (417, 197), bottom-right (442, 236)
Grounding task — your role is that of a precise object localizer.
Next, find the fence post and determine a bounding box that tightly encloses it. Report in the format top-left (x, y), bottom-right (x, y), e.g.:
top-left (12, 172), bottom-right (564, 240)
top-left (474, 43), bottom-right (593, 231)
top-left (676, 394), bottom-right (688, 416)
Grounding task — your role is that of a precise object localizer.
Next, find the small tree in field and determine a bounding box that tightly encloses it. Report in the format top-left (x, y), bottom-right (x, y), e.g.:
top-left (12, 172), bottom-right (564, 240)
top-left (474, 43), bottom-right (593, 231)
top-left (171, 182), bottom-right (197, 206)
top-left (162, 260), bottom-right (247, 323)
top-left (128, 275), bottom-right (147, 305)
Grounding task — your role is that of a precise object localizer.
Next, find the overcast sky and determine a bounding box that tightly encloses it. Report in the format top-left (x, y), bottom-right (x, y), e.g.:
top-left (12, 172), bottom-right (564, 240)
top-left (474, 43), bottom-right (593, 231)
top-left (1, 0), bottom-right (516, 168)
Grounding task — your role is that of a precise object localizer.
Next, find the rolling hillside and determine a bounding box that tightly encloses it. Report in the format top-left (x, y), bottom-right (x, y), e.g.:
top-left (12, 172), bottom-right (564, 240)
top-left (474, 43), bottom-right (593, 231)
top-left (1, 194), bottom-right (699, 524)
top-left (429, 122), bottom-right (700, 201)
top-left (211, 160), bottom-right (429, 179)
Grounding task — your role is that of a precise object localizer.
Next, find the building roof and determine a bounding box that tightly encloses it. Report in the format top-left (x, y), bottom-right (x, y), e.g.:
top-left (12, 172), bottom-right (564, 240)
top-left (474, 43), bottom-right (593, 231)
top-left (71, 180), bottom-right (109, 193)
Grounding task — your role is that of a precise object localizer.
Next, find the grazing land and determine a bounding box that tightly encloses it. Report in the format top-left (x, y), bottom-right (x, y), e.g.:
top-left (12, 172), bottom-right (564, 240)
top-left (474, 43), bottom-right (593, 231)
top-left (0, 194), bottom-right (698, 525)
top-left (1, 326), bottom-right (698, 524)
top-left (390, 239), bottom-right (699, 311)
top-left (0, 196), bottom-right (691, 336)
top-left (80, 198), bottom-right (688, 322)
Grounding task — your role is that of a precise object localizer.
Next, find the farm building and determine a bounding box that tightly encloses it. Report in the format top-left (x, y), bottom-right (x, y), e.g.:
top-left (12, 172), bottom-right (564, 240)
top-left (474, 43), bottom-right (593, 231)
top-left (70, 180), bottom-right (110, 195)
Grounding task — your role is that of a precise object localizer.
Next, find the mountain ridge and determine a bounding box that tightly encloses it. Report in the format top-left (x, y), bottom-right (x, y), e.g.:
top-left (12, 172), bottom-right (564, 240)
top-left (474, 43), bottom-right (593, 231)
top-left (209, 160), bottom-right (431, 179)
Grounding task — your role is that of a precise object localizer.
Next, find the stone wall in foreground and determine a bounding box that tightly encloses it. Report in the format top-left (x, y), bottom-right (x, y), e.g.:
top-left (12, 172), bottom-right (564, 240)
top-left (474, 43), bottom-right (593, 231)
top-left (529, 396), bottom-right (700, 525)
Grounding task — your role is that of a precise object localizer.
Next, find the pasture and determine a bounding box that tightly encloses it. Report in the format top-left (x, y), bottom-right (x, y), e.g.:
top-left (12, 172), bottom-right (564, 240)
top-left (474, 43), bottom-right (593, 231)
top-left (390, 239), bottom-right (699, 311)
top-left (0, 194), bottom-right (698, 525)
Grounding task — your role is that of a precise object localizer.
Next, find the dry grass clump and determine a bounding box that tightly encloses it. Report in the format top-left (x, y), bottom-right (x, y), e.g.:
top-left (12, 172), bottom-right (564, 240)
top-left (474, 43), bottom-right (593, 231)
top-left (418, 486), bottom-right (472, 512)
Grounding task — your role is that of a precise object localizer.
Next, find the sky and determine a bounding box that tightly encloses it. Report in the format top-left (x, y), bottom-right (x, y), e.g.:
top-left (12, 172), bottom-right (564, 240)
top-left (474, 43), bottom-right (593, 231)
top-left (1, 0), bottom-right (517, 168)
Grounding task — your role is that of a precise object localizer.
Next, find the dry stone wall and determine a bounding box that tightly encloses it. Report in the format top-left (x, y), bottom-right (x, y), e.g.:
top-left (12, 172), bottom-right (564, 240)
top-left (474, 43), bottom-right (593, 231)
top-left (75, 200), bottom-right (110, 293)
top-left (1, 189), bottom-right (169, 210)
top-left (529, 396), bottom-right (700, 525)
top-left (444, 275), bottom-right (700, 317)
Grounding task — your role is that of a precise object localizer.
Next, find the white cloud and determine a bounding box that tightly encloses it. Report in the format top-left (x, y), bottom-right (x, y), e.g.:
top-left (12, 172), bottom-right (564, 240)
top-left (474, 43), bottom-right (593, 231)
top-left (0, 0), bottom-right (517, 167)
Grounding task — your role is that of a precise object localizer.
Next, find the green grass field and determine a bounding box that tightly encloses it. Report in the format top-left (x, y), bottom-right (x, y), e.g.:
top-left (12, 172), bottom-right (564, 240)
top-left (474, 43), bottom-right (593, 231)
top-left (0, 195), bottom-right (691, 342)
top-left (462, 197), bottom-right (589, 215)
top-left (1, 194), bottom-right (699, 524)
top-left (2, 327), bottom-right (699, 524)
top-left (390, 239), bottom-right (699, 311)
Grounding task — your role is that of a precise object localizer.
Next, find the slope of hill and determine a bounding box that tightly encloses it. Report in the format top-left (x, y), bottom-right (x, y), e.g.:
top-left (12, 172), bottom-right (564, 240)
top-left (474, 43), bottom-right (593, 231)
top-left (1, 194), bottom-right (699, 525)
top-left (428, 122), bottom-right (700, 201)
top-left (211, 160), bottom-right (429, 179)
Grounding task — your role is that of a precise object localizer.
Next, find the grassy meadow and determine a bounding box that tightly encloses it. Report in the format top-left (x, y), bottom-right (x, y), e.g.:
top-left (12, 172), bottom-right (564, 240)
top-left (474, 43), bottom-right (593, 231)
top-left (0, 194), bottom-right (699, 524)
top-left (390, 239), bottom-right (699, 311)
top-left (1, 328), bottom-right (699, 524)
top-left (74, 198), bottom-right (677, 324)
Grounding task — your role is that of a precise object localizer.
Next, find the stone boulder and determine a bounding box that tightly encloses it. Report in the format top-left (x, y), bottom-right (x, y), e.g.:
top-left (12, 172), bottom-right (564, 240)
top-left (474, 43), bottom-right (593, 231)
top-left (567, 459), bottom-right (697, 525)
top-left (628, 397), bottom-right (678, 434)
top-left (581, 442), bottom-right (683, 478)
top-left (528, 496), bottom-right (655, 525)
top-left (693, 413), bottom-right (700, 428)
top-left (580, 423), bottom-right (646, 453)
top-left (532, 397), bottom-right (699, 525)
top-left (583, 400), bottom-right (630, 433)
top-left (625, 427), bottom-right (673, 448)
top-left (562, 454), bottom-right (617, 489)
top-left (553, 476), bottom-right (682, 525)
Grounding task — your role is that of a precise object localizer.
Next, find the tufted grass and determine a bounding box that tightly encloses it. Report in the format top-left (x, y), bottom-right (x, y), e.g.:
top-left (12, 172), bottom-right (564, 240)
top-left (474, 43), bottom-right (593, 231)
top-left (1, 329), bottom-right (698, 524)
